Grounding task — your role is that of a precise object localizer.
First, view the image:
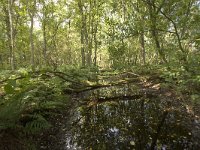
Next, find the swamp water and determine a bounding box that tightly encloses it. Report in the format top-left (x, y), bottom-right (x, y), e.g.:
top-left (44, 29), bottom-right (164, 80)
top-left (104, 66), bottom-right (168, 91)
top-left (40, 83), bottom-right (200, 150)
top-left (63, 84), bottom-right (200, 150)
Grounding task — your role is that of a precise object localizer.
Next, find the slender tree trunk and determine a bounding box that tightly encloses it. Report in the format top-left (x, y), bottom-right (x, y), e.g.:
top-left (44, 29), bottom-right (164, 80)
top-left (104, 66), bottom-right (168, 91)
top-left (78, 0), bottom-right (86, 66)
top-left (86, 0), bottom-right (92, 66)
top-left (121, 0), bottom-right (126, 21)
top-left (8, 0), bottom-right (15, 70)
top-left (148, 2), bottom-right (168, 64)
top-left (3, 7), bottom-right (11, 69)
top-left (67, 20), bottom-right (72, 64)
top-left (42, 21), bottom-right (47, 65)
top-left (158, 10), bottom-right (188, 67)
top-left (93, 0), bottom-right (99, 66)
top-left (83, 14), bottom-right (89, 66)
top-left (30, 13), bottom-right (35, 70)
top-left (140, 31), bottom-right (146, 65)
top-left (94, 23), bottom-right (98, 66)
top-left (81, 29), bottom-right (85, 67)
top-left (41, 1), bottom-right (47, 65)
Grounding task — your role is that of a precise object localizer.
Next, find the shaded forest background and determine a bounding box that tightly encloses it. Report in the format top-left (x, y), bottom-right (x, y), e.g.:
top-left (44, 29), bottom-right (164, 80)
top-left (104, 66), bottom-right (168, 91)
top-left (0, 0), bottom-right (199, 70)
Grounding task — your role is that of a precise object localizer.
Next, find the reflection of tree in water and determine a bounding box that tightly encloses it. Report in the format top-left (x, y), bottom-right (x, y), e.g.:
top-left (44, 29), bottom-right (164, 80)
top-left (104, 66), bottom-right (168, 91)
top-left (69, 87), bottom-right (199, 150)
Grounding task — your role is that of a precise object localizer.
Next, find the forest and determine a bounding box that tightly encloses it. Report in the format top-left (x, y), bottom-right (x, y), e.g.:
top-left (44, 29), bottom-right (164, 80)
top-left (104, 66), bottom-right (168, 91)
top-left (0, 0), bottom-right (200, 149)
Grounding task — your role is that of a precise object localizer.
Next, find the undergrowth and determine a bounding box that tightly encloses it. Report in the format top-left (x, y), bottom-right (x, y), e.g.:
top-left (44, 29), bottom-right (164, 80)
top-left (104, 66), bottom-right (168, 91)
top-left (0, 65), bottom-right (199, 149)
top-left (0, 68), bottom-right (69, 149)
top-left (133, 64), bottom-right (200, 104)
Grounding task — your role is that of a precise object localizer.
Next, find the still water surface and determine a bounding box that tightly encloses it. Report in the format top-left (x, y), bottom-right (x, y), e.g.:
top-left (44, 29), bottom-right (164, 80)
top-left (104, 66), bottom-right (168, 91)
top-left (64, 85), bottom-right (200, 150)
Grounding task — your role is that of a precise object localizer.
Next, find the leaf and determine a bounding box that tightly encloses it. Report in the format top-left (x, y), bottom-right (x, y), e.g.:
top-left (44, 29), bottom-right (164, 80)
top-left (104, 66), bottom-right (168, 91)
top-left (25, 114), bottom-right (51, 133)
top-left (8, 79), bottom-right (16, 87)
top-left (4, 84), bottom-right (15, 94)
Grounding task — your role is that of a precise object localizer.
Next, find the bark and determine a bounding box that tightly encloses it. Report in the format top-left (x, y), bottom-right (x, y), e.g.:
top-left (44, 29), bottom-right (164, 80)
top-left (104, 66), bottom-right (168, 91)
top-left (42, 1), bottom-right (47, 65)
top-left (140, 31), bottom-right (146, 65)
top-left (8, 0), bottom-right (15, 70)
top-left (81, 29), bottom-right (86, 67)
top-left (29, 13), bottom-right (35, 70)
top-left (67, 20), bottom-right (72, 64)
top-left (93, 0), bottom-right (100, 66)
top-left (78, 0), bottom-right (86, 67)
top-left (148, 1), bottom-right (168, 64)
top-left (94, 22), bottom-right (98, 66)
top-left (121, 0), bottom-right (126, 21)
top-left (42, 20), bottom-right (47, 64)
top-left (87, 0), bottom-right (93, 66)
top-left (83, 14), bottom-right (89, 65)
top-left (139, 7), bottom-right (146, 65)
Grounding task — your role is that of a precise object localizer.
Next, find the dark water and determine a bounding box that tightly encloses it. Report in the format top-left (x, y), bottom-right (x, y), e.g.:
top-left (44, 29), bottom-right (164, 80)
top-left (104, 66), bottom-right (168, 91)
top-left (64, 85), bottom-right (200, 150)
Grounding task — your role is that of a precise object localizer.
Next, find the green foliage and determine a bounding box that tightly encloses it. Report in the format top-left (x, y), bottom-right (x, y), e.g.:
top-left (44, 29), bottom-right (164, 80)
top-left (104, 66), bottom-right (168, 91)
top-left (0, 0), bottom-right (200, 148)
top-left (59, 65), bottom-right (99, 82)
top-left (24, 114), bottom-right (51, 134)
top-left (0, 69), bottom-right (68, 134)
top-left (130, 64), bottom-right (200, 104)
top-left (0, 97), bottom-right (21, 130)
top-left (108, 41), bottom-right (129, 69)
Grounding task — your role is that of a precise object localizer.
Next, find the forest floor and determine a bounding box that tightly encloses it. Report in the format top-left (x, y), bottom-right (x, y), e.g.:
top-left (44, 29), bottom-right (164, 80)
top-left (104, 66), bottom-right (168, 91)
top-left (0, 68), bottom-right (200, 149)
top-left (34, 70), bottom-right (200, 150)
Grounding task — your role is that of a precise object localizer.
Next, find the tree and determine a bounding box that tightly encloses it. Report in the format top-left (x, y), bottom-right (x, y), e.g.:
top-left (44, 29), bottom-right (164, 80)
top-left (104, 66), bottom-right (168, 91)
top-left (27, 0), bottom-right (36, 70)
top-left (8, 0), bottom-right (15, 70)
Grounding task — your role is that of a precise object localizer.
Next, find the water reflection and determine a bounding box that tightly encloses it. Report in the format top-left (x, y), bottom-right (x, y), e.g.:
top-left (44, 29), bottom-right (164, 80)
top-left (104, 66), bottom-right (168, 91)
top-left (66, 86), bottom-right (200, 150)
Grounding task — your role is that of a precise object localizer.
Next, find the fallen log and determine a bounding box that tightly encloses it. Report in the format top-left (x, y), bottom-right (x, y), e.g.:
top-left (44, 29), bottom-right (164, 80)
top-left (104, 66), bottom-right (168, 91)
top-left (80, 92), bottom-right (158, 107)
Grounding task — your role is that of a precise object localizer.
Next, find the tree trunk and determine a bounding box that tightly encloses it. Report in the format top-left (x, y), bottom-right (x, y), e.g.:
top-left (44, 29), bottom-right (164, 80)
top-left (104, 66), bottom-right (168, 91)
top-left (8, 0), bottom-right (15, 70)
top-left (94, 23), bottom-right (98, 66)
top-left (78, 0), bottom-right (86, 67)
top-left (148, 2), bottom-right (168, 64)
top-left (41, 1), bottom-right (47, 65)
top-left (81, 28), bottom-right (86, 67)
top-left (140, 31), bottom-right (146, 65)
top-left (30, 13), bottom-right (35, 70)
top-left (93, 0), bottom-right (100, 67)
top-left (67, 20), bottom-right (72, 64)
top-left (42, 20), bottom-right (47, 65)
top-left (83, 14), bottom-right (89, 66)
top-left (88, 6), bottom-right (94, 66)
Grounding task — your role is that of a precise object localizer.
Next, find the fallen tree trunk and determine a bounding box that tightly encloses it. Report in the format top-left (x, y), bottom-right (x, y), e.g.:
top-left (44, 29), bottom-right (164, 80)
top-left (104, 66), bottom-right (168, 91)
top-left (81, 92), bottom-right (158, 107)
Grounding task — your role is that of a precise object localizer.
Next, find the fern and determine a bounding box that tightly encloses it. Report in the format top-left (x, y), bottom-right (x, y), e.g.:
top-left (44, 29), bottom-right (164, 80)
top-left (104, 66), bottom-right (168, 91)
top-left (0, 94), bottom-right (23, 130)
top-left (24, 114), bottom-right (51, 134)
